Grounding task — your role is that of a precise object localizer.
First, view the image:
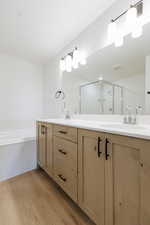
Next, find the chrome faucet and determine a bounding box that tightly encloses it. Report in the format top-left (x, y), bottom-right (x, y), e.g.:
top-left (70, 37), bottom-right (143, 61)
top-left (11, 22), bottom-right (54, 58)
top-left (123, 105), bottom-right (142, 125)
top-left (132, 106), bottom-right (139, 125)
top-left (123, 106), bottom-right (132, 124)
top-left (65, 110), bottom-right (71, 119)
top-left (132, 106), bottom-right (143, 125)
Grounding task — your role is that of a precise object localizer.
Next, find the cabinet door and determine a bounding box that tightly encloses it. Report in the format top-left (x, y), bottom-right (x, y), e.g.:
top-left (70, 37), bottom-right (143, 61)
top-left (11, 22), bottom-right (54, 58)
top-left (105, 135), bottom-right (142, 225)
top-left (140, 141), bottom-right (150, 225)
top-left (46, 124), bottom-right (53, 176)
top-left (78, 129), bottom-right (105, 225)
top-left (37, 123), bottom-right (47, 169)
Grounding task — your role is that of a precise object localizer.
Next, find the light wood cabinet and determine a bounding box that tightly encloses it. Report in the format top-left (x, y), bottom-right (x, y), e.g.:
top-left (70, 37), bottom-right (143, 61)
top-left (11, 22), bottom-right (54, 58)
top-left (105, 135), bottom-right (143, 225)
top-left (37, 122), bottom-right (53, 176)
top-left (37, 122), bottom-right (78, 202)
top-left (54, 124), bottom-right (77, 143)
top-left (37, 122), bottom-right (47, 169)
top-left (111, 135), bottom-right (150, 225)
top-left (140, 141), bottom-right (150, 225)
top-left (46, 123), bottom-right (53, 176)
top-left (37, 122), bottom-right (150, 225)
top-left (78, 129), bottom-right (150, 225)
top-left (78, 129), bottom-right (106, 225)
top-left (53, 136), bottom-right (77, 171)
top-left (53, 136), bottom-right (78, 202)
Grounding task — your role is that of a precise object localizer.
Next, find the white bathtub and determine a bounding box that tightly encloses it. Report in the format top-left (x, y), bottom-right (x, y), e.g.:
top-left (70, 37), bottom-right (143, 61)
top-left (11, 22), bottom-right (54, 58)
top-left (0, 129), bottom-right (37, 182)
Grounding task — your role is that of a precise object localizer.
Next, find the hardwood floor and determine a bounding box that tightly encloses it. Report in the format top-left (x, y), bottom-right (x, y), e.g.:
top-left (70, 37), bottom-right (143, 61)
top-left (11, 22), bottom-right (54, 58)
top-left (0, 169), bottom-right (95, 225)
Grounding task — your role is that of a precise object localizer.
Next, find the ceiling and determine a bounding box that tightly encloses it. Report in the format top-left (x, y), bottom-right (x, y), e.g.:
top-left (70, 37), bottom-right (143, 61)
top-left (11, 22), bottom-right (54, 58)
top-left (0, 0), bottom-right (116, 64)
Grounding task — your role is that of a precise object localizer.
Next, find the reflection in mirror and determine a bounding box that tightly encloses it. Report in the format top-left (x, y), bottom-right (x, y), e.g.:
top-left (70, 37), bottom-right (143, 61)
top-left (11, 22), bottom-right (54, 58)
top-left (80, 78), bottom-right (144, 115)
top-left (80, 81), bottom-right (123, 114)
top-left (62, 23), bottom-right (150, 115)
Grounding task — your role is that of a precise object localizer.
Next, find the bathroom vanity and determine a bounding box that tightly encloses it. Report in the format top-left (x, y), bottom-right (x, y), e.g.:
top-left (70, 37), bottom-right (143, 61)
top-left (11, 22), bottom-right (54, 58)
top-left (37, 119), bottom-right (150, 225)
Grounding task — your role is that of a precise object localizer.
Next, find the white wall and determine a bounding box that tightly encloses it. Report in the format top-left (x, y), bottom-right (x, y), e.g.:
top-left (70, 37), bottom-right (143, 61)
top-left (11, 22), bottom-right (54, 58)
top-left (44, 60), bottom-right (86, 117)
top-left (0, 54), bottom-right (44, 130)
top-left (44, 0), bottom-right (150, 117)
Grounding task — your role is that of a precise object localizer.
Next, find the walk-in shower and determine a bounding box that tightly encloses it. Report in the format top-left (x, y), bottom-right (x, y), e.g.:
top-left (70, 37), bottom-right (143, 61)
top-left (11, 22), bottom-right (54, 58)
top-left (80, 80), bottom-right (144, 114)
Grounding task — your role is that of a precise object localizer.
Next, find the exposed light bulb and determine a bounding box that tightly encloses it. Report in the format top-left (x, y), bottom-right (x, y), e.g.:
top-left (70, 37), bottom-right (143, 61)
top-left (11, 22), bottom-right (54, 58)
top-left (108, 20), bottom-right (117, 43)
top-left (60, 58), bottom-right (66, 71)
top-left (72, 48), bottom-right (79, 69)
top-left (132, 17), bottom-right (143, 38)
top-left (126, 6), bottom-right (137, 32)
top-left (65, 54), bottom-right (72, 72)
top-left (98, 76), bottom-right (103, 81)
top-left (60, 48), bottom-right (87, 72)
top-left (79, 52), bottom-right (87, 65)
top-left (115, 31), bottom-right (124, 47)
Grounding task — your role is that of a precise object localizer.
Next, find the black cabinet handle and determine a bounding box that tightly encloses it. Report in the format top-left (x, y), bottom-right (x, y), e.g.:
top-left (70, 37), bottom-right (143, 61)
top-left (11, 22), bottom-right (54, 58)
top-left (59, 130), bottom-right (67, 135)
top-left (41, 125), bottom-right (46, 135)
top-left (105, 138), bottom-right (110, 160)
top-left (58, 174), bottom-right (67, 182)
top-left (98, 137), bottom-right (102, 157)
top-left (58, 149), bottom-right (67, 155)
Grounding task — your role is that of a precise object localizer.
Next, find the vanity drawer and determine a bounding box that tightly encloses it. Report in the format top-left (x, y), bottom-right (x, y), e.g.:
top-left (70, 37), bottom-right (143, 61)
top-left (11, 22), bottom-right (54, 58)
top-left (53, 136), bottom-right (77, 169)
top-left (53, 125), bottom-right (77, 143)
top-left (54, 163), bottom-right (77, 202)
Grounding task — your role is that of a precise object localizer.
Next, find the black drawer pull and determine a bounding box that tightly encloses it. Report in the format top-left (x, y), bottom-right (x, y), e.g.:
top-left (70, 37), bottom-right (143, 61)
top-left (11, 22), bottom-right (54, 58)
top-left (59, 130), bottom-right (67, 135)
top-left (58, 174), bottom-right (67, 182)
top-left (41, 125), bottom-right (46, 135)
top-left (58, 149), bottom-right (67, 155)
top-left (105, 138), bottom-right (110, 160)
top-left (98, 137), bottom-right (102, 157)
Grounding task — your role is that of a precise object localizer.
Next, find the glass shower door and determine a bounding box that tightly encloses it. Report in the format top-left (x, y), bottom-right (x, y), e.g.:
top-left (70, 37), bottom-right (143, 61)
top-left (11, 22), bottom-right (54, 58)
top-left (80, 83), bottom-right (101, 114)
top-left (102, 82), bottom-right (114, 114)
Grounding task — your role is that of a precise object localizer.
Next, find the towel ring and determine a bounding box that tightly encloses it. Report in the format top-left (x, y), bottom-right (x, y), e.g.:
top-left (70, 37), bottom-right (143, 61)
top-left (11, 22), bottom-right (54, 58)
top-left (55, 90), bottom-right (65, 100)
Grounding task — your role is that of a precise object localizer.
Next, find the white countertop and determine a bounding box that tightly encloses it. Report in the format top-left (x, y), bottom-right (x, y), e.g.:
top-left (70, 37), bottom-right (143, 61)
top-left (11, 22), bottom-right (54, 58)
top-left (37, 119), bottom-right (150, 140)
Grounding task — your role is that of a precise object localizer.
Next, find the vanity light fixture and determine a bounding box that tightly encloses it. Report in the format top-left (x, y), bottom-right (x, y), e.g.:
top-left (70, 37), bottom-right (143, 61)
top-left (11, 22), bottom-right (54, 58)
top-left (108, 0), bottom-right (143, 47)
top-left (127, 4), bottom-right (143, 38)
top-left (72, 47), bottom-right (79, 69)
top-left (126, 5), bottom-right (137, 32)
top-left (132, 16), bottom-right (143, 38)
top-left (60, 47), bottom-right (87, 72)
top-left (65, 54), bottom-right (72, 72)
top-left (60, 58), bottom-right (66, 71)
top-left (108, 20), bottom-right (124, 47)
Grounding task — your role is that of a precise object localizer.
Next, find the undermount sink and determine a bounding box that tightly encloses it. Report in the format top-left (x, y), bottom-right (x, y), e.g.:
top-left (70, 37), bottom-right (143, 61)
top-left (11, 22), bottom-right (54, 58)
top-left (100, 124), bottom-right (149, 131)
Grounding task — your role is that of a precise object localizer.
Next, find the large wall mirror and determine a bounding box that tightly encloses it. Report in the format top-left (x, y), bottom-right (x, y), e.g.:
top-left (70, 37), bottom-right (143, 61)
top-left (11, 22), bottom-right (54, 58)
top-left (62, 23), bottom-right (150, 115)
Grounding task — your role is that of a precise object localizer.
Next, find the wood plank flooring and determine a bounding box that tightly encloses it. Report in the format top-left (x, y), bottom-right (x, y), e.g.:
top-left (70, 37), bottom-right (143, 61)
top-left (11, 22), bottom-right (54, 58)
top-left (0, 169), bottom-right (95, 225)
